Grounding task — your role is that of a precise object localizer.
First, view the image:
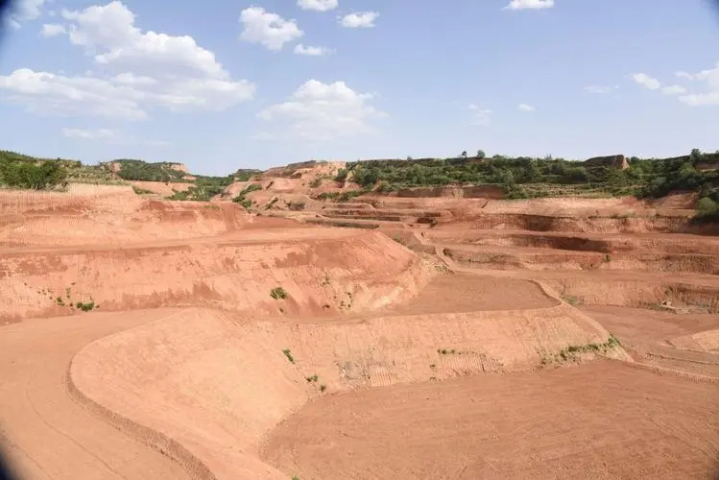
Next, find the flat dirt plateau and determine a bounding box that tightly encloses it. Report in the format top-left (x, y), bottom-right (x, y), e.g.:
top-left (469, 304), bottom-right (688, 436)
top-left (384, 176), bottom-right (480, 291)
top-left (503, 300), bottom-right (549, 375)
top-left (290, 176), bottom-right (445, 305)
top-left (1, 187), bottom-right (719, 480)
top-left (263, 361), bottom-right (719, 480)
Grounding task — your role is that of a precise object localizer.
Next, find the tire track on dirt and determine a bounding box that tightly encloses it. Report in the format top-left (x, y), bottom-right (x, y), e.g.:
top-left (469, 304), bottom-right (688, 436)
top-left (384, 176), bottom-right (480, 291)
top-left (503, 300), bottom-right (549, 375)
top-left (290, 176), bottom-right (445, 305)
top-left (0, 309), bottom-right (193, 480)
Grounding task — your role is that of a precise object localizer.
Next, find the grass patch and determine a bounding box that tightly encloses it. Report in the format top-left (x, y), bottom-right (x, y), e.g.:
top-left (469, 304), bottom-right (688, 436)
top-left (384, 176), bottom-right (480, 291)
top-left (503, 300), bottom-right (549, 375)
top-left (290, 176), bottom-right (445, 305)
top-left (270, 287), bottom-right (288, 300)
top-left (563, 295), bottom-right (580, 306)
top-left (282, 348), bottom-right (295, 364)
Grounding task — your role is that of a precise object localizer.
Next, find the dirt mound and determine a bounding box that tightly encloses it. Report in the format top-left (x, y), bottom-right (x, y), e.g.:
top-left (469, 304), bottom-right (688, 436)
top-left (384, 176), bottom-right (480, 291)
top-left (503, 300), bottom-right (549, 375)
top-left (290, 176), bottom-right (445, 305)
top-left (0, 230), bottom-right (432, 322)
top-left (129, 181), bottom-right (194, 197)
top-left (444, 245), bottom-right (719, 274)
top-left (69, 281), bottom-right (616, 479)
top-left (444, 213), bottom-right (693, 234)
top-left (0, 189), bottom-right (256, 248)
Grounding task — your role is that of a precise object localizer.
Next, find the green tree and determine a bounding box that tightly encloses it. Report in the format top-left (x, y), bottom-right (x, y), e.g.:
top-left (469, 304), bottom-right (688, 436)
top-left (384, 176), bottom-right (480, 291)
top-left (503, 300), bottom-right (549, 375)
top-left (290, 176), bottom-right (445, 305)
top-left (476, 150), bottom-right (486, 159)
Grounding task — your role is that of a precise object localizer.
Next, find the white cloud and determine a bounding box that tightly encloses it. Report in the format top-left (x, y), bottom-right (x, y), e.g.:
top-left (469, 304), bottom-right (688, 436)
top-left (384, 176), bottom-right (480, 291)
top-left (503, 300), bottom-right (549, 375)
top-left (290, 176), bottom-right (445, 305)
top-left (1, 2), bottom-right (255, 120)
top-left (340, 12), bottom-right (378, 28)
top-left (62, 127), bottom-right (170, 146)
top-left (678, 62), bottom-right (719, 106)
top-left (504, 0), bottom-right (554, 11)
top-left (259, 79), bottom-right (385, 140)
top-left (518, 103), bottom-right (535, 112)
top-left (60, 1), bottom-right (227, 78)
top-left (294, 44), bottom-right (332, 56)
top-left (9, 0), bottom-right (45, 26)
top-left (469, 104), bottom-right (492, 126)
top-left (0, 69), bottom-right (254, 120)
top-left (297, 0), bottom-right (338, 12)
top-left (62, 127), bottom-right (116, 139)
top-left (675, 71), bottom-right (694, 80)
top-left (240, 6), bottom-right (303, 51)
top-left (41, 23), bottom-right (66, 37)
top-left (661, 85), bottom-right (686, 96)
top-left (631, 73), bottom-right (661, 90)
top-left (631, 63), bottom-right (719, 107)
top-left (584, 85), bottom-right (618, 94)
top-left (112, 72), bottom-right (157, 86)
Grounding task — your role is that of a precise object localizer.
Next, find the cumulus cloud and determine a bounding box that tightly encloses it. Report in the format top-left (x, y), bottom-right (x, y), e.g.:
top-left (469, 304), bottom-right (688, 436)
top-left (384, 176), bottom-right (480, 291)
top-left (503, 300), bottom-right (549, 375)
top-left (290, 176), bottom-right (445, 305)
top-left (518, 103), bottom-right (535, 112)
top-left (294, 44), bottom-right (332, 56)
top-left (630, 63), bottom-right (719, 106)
top-left (8, 0), bottom-right (45, 27)
top-left (340, 12), bottom-right (378, 28)
top-left (504, 0), bottom-right (554, 11)
top-left (661, 85), bottom-right (686, 96)
top-left (62, 127), bottom-right (117, 139)
top-left (58, 1), bottom-right (227, 78)
top-left (469, 104), bottom-right (492, 126)
top-left (675, 71), bottom-right (694, 80)
top-left (584, 85), bottom-right (618, 94)
top-left (297, 0), bottom-right (338, 12)
top-left (258, 79), bottom-right (385, 140)
top-left (240, 6), bottom-right (303, 51)
top-left (677, 62), bottom-right (719, 106)
top-left (631, 73), bottom-right (661, 90)
top-left (62, 127), bottom-right (169, 146)
top-left (2, 2), bottom-right (255, 120)
top-left (41, 23), bottom-right (66, 37)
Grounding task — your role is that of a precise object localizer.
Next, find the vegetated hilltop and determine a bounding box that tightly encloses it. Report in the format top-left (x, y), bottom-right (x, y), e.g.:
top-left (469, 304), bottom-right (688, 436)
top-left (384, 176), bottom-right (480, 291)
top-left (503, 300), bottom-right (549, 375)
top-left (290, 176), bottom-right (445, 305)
top-left (2, 148), bottom-right (719, 221)
top-left (0, 151), bottom-right (262, 201)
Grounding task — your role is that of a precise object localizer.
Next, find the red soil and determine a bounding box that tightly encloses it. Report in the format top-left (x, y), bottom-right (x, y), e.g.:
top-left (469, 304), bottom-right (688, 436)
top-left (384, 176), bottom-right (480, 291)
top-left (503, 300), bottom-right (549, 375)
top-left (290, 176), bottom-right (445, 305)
top-left (263, 361), bottom-right (719, 480)
top-left (1, 183), bottom-right (718, 480)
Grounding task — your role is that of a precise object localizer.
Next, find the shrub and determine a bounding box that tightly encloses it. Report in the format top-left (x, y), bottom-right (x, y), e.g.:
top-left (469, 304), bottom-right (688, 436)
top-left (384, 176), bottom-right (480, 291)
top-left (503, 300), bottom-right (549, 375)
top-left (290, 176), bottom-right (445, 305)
top-left (696, 197), bottom-right (718, 216)
top-left (0, 161), bottom-right (68, 190)
top-left (334, 168), bottom-right (348, 182)
top-left (271, 287), bottom-right (288, 300)
top-left (132, 186), bottom-right (155, 195)
top-left (282, 348), bottom-right (295, 363)
top-left (76, 301), bottom-right (95, 312)
top-left (309, 177), bottom-right (322, 188)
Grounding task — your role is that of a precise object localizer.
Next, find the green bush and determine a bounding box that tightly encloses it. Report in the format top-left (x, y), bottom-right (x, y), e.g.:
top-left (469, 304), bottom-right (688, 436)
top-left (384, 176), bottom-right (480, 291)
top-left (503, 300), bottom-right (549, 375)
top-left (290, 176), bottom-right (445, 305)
top-left (0, 160), bottom-right (68, 190)
top-left (271, 287), bottom-right (288, 300)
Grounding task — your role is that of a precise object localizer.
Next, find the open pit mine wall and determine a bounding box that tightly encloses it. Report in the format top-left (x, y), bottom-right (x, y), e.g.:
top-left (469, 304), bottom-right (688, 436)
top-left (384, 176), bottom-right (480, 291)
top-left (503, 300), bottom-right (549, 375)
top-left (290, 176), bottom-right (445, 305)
top-left (0, 232), bottom-right (433, 323)
top-left (70, 295), bottom-right (620, 480)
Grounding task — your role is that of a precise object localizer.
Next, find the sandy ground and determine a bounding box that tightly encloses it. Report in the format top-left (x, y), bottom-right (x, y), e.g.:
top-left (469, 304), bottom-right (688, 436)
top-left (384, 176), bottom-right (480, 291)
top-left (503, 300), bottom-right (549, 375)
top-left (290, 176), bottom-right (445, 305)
top-left (262, 361), bottom-right (719, 480)
top-left (0, 309), bottom-right (191, 480)
top-left (1, 182), bottom-right (718, 480)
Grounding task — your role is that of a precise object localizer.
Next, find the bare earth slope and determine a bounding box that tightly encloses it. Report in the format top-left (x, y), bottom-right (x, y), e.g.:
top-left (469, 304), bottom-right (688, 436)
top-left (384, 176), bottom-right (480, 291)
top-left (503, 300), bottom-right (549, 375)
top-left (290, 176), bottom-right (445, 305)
top-left (2, 185), bottom-right (719, 480)
top-left (0, 309), bottom-right (191, 480)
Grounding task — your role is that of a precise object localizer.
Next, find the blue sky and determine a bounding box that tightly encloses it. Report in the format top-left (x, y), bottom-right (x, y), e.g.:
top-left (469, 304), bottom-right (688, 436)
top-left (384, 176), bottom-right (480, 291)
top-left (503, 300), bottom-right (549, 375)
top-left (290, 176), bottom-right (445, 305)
top-left (1, 0), bottom-right (718, 174)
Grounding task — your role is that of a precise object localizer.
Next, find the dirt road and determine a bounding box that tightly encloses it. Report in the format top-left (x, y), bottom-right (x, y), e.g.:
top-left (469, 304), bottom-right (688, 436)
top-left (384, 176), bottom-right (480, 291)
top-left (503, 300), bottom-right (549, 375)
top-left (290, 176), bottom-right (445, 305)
top-left (0, 310), bottom-right (192, 480)
top-left (263, 361), bottom-right (719, 480)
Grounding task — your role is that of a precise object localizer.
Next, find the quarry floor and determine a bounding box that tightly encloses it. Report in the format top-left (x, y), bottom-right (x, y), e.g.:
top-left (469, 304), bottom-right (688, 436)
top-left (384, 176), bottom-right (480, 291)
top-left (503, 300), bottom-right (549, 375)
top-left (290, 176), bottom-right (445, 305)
top-left (1, 192), bottom-right (718, 480)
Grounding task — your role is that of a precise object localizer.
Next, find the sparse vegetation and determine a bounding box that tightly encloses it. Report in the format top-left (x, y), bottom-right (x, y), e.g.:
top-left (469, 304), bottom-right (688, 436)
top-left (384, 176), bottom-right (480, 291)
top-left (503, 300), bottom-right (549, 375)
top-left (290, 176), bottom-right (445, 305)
top-left (75, 301), bottom-right (95, 312)
top-left (233, 184), bottom-right (263, 208)
top-left (305, 374), bottom-right (319, 383)
top-left (270, 287), bottom-right (288, 300)
top-left (132, 186), bottom-right (155, 195)
top-left (563, 296), bottom-right (580, 306)
top-left (319, 384), bottom-right (327, 392)
top-left (543, 335), bottom-right (622, 365)
top-left (282, 349), bottom-right (295, 364)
